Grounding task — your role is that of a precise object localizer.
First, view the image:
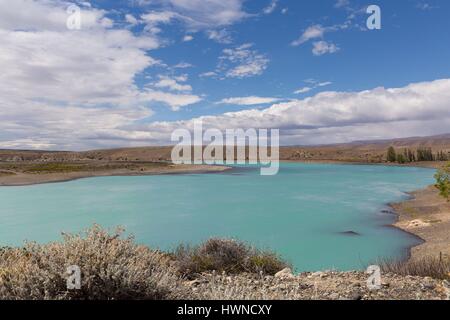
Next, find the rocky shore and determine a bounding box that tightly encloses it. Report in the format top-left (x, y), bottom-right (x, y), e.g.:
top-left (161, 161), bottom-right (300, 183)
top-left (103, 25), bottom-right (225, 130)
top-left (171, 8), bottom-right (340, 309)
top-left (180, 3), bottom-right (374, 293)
top-left (392, 185), bottom-right (450, 261)
top-left (187, 269), bottom-right (450, 300)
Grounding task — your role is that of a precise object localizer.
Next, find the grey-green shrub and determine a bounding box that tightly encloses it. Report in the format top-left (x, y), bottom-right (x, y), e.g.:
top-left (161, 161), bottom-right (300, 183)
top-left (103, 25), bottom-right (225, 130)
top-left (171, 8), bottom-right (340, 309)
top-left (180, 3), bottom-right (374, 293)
top-left (0, 225), bottom-right (186, 300)
top-left (174, 238), bottom-right (290, 278)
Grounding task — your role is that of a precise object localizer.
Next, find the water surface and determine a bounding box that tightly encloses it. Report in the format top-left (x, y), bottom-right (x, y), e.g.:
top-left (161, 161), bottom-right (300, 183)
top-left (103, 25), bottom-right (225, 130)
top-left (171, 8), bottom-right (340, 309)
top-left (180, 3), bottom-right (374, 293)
top-left (0, 163), bottom-right (435, 271)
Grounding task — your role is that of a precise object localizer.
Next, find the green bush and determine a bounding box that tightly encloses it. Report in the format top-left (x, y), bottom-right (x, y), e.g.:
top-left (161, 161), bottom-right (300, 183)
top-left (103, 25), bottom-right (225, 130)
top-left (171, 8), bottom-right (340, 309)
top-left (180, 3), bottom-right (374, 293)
top-left (387, 146), bottom-right (396, 162)
top-left (174, 238), bottom-right (290, 278)
top-left (434, 163), bottom-right (450, 201)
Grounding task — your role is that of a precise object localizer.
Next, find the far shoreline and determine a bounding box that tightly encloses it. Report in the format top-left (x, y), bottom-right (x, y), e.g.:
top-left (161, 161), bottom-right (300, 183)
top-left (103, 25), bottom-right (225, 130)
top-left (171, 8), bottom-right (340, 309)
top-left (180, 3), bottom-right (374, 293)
top-left (0, 163), bottom-right (231, 187)
top-left (390, 185), bottom-right (450, 262)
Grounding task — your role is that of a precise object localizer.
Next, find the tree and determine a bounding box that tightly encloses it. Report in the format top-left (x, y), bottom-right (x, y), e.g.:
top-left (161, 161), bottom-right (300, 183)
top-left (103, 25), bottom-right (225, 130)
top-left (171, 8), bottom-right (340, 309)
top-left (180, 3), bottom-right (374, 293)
top-left (396, 153), bottom-right (406, 164)
top-left (403, 149), bottom-right (409, 162)
top-left (434, 163), bottom-right (450, 201)
top-left (387, 147), bottom-right (396, 162)
top-left (407, 149), bottom-right (416, 162)
top-left (417, 148), bottom-right (434, 161)
top-left (437, 151), bottom-right (449, 161)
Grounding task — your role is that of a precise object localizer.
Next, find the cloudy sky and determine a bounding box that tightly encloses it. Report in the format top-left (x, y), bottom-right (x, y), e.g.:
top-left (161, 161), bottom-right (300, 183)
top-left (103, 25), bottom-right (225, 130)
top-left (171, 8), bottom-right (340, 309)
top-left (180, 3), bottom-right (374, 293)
top-left (1, 0), bottom-right (449, 150)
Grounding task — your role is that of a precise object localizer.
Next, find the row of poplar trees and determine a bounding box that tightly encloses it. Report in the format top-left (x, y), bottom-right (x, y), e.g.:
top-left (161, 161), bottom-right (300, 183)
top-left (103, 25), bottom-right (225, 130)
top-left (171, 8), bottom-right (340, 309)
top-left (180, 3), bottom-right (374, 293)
top-left (387, 147), bottom-right (449, 163)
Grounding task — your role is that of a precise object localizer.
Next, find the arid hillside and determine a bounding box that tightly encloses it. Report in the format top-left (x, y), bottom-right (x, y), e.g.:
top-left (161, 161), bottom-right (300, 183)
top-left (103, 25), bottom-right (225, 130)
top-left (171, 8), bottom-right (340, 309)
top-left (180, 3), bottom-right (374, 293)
top-left (281, 134), bottom-right (450, 163)
top-left (1, 134), bottom-right (449, 163)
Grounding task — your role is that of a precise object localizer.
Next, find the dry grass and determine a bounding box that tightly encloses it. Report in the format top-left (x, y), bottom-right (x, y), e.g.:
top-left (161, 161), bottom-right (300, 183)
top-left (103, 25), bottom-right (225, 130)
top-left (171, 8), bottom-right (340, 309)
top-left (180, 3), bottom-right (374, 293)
top-left (0, 161), bottom-right (170, 175)
top-left (0, 170), bottom-right (15, 177)
top-left (0, 225), bottom-right (187, 300)
top-left (378, 255), bottom-right (450, 280)
top-left (23, 163), bottom-right (86, 173)
top-left (174, 238), bottom-right (290, 278)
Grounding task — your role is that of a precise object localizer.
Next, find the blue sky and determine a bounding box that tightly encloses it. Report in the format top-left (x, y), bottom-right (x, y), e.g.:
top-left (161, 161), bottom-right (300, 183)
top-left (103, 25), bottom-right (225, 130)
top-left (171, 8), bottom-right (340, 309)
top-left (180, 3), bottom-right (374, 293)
top-left (0, 0), bottom-right (449, 149)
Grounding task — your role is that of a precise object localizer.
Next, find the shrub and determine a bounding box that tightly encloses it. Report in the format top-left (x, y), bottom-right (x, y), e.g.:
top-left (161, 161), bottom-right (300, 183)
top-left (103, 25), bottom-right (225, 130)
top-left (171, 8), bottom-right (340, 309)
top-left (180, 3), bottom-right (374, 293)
top-left (396, 154), bottom-right (406, 164)
top-left (378, 255), bottom-right (450, 280)
top-left (174, 238), bottom-right (290, 278)
top-left (0, 225), bottom-right (186, 300)
top-left (434, 163), bottom-right (450, 201)
top-left (387, 146), bottom-right (396, 162)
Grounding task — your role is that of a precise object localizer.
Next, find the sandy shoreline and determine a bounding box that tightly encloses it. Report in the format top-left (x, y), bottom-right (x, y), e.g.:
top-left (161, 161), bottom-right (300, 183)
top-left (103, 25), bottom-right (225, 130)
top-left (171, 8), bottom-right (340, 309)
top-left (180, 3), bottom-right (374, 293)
top-left (391, 185), bottom-right (450, 261)
top-left (0, 164), bottom-right (230, 187)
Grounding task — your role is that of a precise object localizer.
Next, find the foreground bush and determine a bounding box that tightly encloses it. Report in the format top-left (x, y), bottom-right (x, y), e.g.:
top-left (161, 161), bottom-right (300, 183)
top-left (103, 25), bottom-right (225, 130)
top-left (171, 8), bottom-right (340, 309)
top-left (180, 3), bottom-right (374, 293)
top-left (379, 256), bottom-right (450, 280)
top-left (174, 238), bottom-right (291, 278)
top-left (0, 225), bottom-right (186, 300)
top-left (434, 163), bottom-right (450, 201)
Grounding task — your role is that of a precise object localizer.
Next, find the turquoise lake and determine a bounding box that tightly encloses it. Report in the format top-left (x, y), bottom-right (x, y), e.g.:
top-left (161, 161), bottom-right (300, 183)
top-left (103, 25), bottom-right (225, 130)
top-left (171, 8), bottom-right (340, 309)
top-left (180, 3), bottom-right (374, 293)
top-left (0, 163), bottom-right (435, 271)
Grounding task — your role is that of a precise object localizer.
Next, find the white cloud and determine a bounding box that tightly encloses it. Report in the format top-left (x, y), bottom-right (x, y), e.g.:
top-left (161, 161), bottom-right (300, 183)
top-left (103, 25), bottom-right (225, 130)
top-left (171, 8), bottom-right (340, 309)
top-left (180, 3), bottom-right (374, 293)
top-left (207, 29), bottom-right (233, 44)
top-left (335, 0), bottom-right (350, 8)
top-left (291, 22), bottom-right (349, 47)
top-left (291, 25), bottom-right (325, 46)
top-left (153, 75), bottom-right (192, 92)
top-left (312, 41), bottom-right (340, 56)
top-left (294, 87), bottom-right (312, 94)
top-left (0, 98), bottom-right (154, 150)
top-left (140, 10), bottom-right (178, 34)
top-left (139, 90), bottom-right (201, 111)
top-left (217, 96), bottom-right (282, 105)
top-left (125, 14), bottom-right (139, 26)
top-left (0, 0), bottom-right (111, 31)
top-left (294, 80), bottom-right (332, 94)
top-left (0, 139), bottom-right (57, 150)
top-left (291, 21), bottom-right (351, 55)
top-left (263, 0), bottom-right (278, 14)
top-left (141, 10), bottom-right (177, 25)
top-left (199, 43), bottom-right (269, 80)
top-left (137, 0), bottom-right (248, 30)
top-left (182, 34), bottom-right (194, 42)
top-left (219, 43), bottom-right (270, 78)
top-left (173, 62), bottom-right (193, 68)
top-left (133, 79), bottom-right (450, 145)
top-left (0, 0), bottom-right (202, 150)
top-left (199, 71), bottom-right (217, 78)
top-left (136, 1), bottom-right (249, 44)
top-left (416, 2), bottom-right (439, 10)
top-left (174, 74), bottom-right (188, 82)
